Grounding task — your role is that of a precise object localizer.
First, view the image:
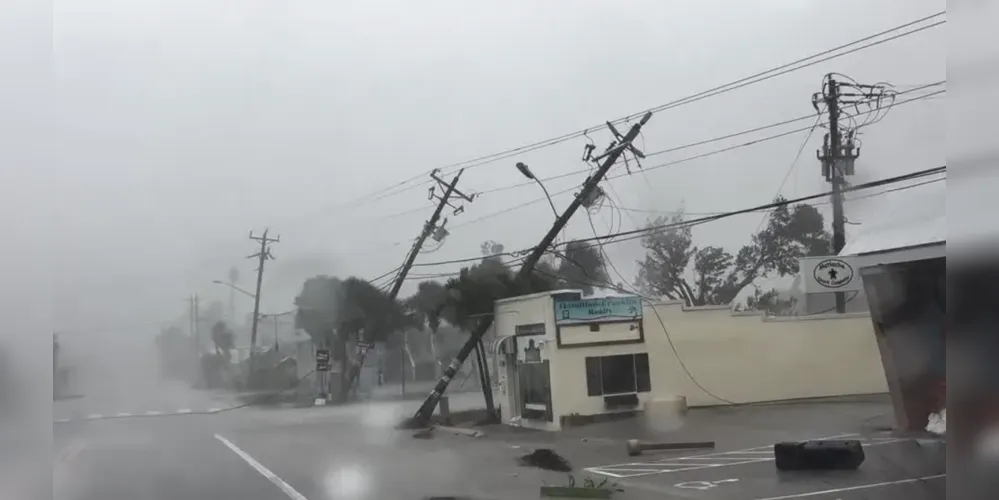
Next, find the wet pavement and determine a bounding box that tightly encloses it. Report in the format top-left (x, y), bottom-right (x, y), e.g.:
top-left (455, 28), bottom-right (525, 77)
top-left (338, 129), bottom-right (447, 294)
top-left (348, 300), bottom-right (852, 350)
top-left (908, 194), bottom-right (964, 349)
top-left (50, 391), bottom-right (945, 500)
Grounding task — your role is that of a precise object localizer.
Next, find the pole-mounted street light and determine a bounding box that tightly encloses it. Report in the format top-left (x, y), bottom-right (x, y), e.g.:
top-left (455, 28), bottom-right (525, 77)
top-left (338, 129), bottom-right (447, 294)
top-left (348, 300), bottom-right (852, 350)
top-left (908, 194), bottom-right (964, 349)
top-left (516, 162), bottom-right (559, 219)
top-left (212, 280), bottom-right (256, 299)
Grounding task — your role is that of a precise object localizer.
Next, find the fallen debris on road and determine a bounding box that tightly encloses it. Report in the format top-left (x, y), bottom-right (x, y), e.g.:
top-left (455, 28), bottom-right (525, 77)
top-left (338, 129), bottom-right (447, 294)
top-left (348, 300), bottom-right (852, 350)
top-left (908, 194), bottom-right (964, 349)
top-left (625, 438), bottom-right (715, 456)
top-left (517, 448), bottom-right (573, 472)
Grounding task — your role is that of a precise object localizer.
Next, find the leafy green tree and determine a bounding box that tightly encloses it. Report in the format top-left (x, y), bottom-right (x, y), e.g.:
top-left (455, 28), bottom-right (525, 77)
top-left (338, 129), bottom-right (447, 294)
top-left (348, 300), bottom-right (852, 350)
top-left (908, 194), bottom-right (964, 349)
top-left (553, 240), bottom-right (610, 294)
top-left (635, 198), bottom-right (830, 308)
top-left (294, 275), bottom-right (342, 347)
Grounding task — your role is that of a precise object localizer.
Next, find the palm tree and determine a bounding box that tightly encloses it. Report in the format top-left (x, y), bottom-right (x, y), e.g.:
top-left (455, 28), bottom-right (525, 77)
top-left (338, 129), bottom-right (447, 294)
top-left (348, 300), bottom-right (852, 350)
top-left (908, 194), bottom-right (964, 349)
top-left (296, 275), bottom-right (415, 402)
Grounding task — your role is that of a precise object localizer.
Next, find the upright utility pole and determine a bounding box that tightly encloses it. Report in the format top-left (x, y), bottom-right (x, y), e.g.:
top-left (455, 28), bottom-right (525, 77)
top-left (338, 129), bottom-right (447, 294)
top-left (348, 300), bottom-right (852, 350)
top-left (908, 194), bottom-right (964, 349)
top-left (227, 267), bottom-right (239, 324)
top-left (817, 76), bottom-right (860, 313)
top-left (193, 294), bottom-right (201, 353)
top-left (341, 169), bottom-right (473, 401)
top-left (411, 112), bottom-right (653, 424)
top-left (247, 229), bottom-right (279, 382)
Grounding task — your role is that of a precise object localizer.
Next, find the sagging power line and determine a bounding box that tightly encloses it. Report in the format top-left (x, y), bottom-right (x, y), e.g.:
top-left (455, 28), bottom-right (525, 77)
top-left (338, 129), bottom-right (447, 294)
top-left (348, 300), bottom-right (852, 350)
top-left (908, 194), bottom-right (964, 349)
top-left (390, 165), bottom-right (944, 274)
top-left (286, 13), bottom-right (945, 223)
top-left (440, 87), bottom-right (943, 235)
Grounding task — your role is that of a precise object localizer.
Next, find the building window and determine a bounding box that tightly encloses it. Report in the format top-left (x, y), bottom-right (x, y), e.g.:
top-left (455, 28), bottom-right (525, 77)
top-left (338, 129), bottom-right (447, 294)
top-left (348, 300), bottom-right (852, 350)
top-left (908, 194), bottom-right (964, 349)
top-left (585, 353), bottom-right (651, 396)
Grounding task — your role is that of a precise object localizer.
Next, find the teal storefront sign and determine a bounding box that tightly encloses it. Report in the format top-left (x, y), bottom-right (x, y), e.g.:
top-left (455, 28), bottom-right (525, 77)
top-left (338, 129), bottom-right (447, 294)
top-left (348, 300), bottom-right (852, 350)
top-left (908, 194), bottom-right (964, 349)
top-left (554, 296), bottom-right (642, 324)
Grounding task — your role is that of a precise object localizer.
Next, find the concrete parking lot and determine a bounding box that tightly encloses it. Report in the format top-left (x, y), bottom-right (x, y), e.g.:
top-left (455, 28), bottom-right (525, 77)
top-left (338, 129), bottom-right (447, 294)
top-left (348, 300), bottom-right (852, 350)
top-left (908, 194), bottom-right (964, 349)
top-left (583, 433), bottom-right (944, 499)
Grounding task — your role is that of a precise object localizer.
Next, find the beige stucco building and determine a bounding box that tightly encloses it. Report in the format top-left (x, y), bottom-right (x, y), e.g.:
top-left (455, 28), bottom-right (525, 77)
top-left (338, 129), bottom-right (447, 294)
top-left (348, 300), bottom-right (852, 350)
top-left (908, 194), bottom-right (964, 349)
top-left (492, 289), bottom-right (888, 431)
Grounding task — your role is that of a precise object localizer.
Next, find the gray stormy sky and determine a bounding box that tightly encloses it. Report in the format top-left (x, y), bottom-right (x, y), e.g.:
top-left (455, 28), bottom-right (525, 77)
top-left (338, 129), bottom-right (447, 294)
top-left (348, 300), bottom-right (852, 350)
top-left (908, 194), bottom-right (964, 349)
top-left (49, 0), bottom-right (946, 342)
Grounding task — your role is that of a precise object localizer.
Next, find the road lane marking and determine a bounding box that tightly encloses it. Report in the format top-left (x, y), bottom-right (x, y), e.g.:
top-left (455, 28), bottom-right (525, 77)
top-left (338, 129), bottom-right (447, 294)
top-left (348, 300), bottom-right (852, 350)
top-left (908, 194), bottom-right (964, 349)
top-left (676, 478), bottom-right (739, 490)
top-left (176, 409), bottom-right (193, 414)
top-left (214, 434), bottom-right (309, 500)
top-left (585, 433), bottom-right (904, 478)
top-left (85, 414), bottom-right (102, 420)
top-left (145, 411), bottom-right (163, 415)
top-left (752, 474), bottom-right (945, 500)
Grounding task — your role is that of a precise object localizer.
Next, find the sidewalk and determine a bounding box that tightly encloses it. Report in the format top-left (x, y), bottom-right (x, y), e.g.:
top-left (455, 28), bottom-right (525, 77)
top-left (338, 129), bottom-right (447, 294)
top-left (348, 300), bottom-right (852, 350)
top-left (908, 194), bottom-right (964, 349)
top-left (469, 394), bottom-right (895, 450)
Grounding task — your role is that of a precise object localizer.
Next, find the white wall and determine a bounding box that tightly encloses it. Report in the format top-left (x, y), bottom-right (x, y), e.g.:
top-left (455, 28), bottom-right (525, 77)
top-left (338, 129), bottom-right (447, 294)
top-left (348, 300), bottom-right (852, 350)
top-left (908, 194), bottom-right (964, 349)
top-left (641, 301), bottom-right (888, 407)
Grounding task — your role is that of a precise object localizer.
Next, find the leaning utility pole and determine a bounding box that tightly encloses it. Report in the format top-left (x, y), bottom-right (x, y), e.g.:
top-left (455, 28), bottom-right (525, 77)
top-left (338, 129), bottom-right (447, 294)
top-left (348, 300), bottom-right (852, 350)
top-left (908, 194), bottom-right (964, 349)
top-left (340, 168), bottom-right (473, 401)
top-left (388, 168), bottom-right (473, 299)
top-left (411, 111), bottom-right (653, 424)
top-left (247, 229), bottom-right (279, 383)
top-left (816, 75), bottom-right (861, 313)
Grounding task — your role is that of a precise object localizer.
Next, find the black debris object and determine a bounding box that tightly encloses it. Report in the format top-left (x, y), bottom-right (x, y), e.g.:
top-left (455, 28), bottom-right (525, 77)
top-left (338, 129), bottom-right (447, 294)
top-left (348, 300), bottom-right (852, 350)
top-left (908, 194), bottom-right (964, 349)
top-left (517, 448), bottom-right (573, 472)
top-left (774, 439), bottom-right (865, 471)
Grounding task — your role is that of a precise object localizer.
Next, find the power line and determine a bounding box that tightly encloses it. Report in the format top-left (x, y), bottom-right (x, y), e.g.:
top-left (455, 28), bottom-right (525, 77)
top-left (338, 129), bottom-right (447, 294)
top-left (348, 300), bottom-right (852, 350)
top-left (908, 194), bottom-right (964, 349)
top-left (444, 88), bottom-right (943, 233)
top-left (754, 113), bottom-right (825, 233)
top-left (302, 77), bottom-right (942, 236)
top-left (292, 13), bottom-right (945, 221)
top-left (435, 12), bottom-right (945, 176)
top-left (573, 166), bottom-right (946, 248)
top-left (611, 175), bottom-right (945, 217)
top-left (402, 166), bottom-right (944, 271)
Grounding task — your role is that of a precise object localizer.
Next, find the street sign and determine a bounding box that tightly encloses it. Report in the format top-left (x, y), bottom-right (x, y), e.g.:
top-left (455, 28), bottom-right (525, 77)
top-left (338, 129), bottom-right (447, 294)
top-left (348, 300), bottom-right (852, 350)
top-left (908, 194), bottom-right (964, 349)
top-left (316, 348), bottom-right (331, 372)
top-left (554, 296), bottom-right (642, 324)
top-left (356, 340), bottom-right (374, 354)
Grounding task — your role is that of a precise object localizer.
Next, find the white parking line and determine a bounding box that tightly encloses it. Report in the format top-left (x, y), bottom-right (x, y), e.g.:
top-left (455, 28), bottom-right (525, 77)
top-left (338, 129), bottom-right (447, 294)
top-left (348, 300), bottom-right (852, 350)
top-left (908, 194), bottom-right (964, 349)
top-left (585, 434), bottom-right (906, 479)
top-left (214, 434), bottom-right (309, 500)
top-left (752, 474), bottom-right (945, 500)
top-left (145, 411), bottom-right (163, 416)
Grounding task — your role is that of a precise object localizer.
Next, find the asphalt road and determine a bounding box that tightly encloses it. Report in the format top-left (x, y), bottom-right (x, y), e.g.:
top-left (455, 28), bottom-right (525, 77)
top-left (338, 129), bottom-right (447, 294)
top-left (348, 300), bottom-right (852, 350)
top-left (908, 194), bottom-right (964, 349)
top-left (52, 394), bottom-right (582, 500)
top-left (49, 387), bottom-right (947, 500)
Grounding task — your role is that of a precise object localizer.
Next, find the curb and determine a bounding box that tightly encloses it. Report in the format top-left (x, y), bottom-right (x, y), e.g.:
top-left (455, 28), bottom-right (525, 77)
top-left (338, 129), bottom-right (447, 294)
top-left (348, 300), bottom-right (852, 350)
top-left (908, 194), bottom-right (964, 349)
top-left (53, 406), bottom-right (235, 424)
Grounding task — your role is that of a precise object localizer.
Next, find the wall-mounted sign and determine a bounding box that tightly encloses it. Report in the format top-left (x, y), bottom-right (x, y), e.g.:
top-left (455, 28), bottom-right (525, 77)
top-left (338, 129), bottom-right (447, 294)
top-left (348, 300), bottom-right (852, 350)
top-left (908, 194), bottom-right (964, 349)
top-left (554, 296), bottom-right (642, 324)
top-left (515, 323), bottom-right (546, 336)
top-left (800, 256), bottom-right (861, 293)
